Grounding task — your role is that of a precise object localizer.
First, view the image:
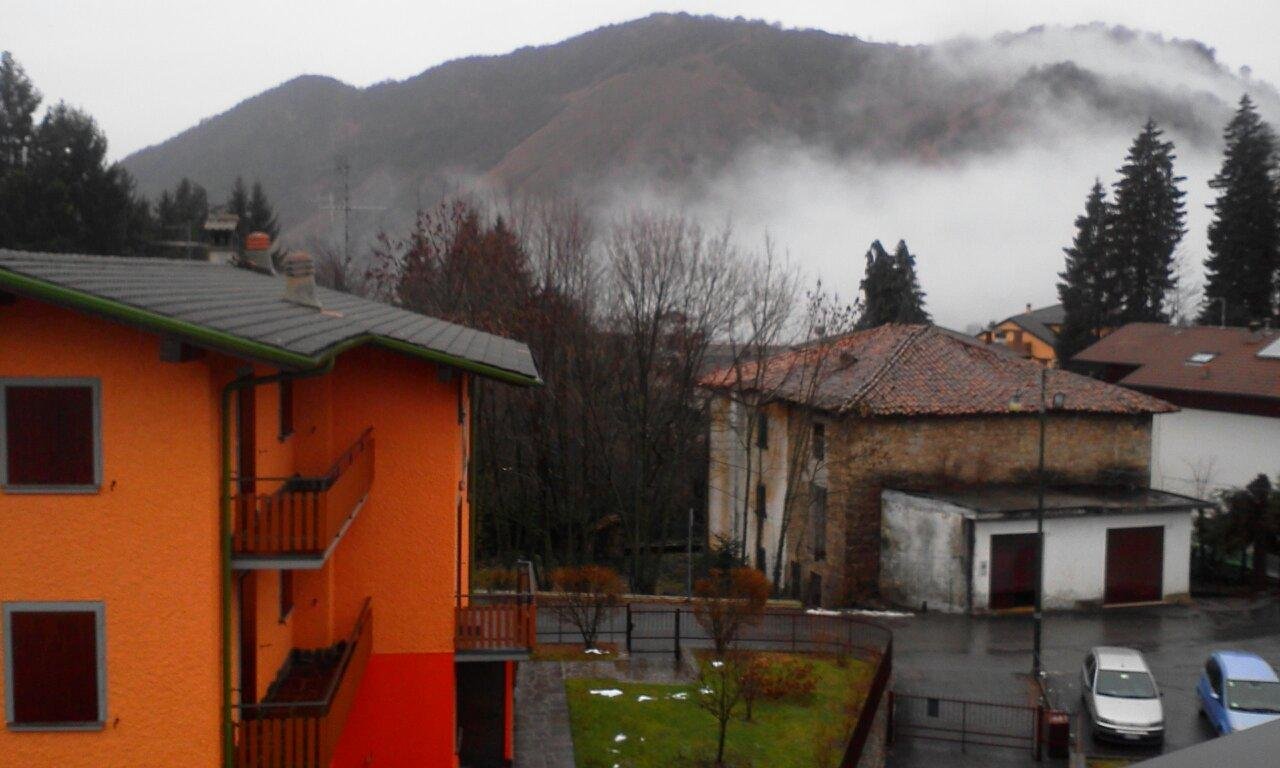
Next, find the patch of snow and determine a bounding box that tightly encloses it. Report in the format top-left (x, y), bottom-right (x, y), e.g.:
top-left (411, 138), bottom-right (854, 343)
top-left (590, 689), bottom-right (624, 698)
top-left (636, 695), bottom-right (654, 702)
top-left (699, 687), bottom-right (713, 694)
top-left (614, 733), bottom-right (628, 743)
top-left (805, 607), bottom-right (913, 618)
top-left (584, 647), bottom-right (611, 655)
top-left (669, 692), bottom-right (688, 700)
top-left (710, 659), bottom-right (724, 668)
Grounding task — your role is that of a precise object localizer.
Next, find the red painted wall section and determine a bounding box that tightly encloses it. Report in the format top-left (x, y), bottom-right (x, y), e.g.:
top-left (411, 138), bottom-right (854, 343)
top-left (332, 653), bottom-right (458, 768)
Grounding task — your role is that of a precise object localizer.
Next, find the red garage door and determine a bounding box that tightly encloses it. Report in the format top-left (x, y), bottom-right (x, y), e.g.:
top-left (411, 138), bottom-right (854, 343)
top-left (1105, 526), bottom-right (1164, 604)
top-left (990, 533), bottom-right (1038, 610)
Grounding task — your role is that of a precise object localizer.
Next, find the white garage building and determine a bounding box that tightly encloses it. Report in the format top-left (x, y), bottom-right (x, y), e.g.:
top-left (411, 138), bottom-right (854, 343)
top-left (881, 485), bottom-right (1207, 613)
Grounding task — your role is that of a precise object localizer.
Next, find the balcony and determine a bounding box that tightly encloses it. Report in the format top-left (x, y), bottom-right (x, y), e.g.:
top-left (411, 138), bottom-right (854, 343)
top-left (455, 563), bottom-right (537, 661)
top-left (234, 598), bottom-right (372, 768)
top-left (232, 428), bottom-right (374, 569)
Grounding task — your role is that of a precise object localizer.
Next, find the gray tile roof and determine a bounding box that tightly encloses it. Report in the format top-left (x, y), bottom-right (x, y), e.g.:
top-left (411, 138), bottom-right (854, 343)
top-left (0, 250), bottom-right (541, 385)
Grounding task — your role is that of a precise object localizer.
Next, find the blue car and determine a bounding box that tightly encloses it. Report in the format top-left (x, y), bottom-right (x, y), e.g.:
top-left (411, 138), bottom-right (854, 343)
top-left (1197, 651), bottom-right (1280, 735)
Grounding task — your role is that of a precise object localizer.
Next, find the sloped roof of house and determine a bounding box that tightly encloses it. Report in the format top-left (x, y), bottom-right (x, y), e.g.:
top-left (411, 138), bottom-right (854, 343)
top-left (1074, 323), bottom-right (1280, 401)
top-left (701, 324), bottom-right (1173, 417)
top-left (0, 250), bottom-right (541, 385)
top-left (992, 303), bottom-right (1064, 346)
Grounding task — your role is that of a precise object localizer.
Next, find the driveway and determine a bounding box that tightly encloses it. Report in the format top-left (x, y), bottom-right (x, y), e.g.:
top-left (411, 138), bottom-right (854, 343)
top-left (885, 597), bottom-right (1280, 767)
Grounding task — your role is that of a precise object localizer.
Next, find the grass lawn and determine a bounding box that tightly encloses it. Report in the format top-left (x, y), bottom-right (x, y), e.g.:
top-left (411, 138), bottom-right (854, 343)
top-left (565, 654), bottom-right (872, 767)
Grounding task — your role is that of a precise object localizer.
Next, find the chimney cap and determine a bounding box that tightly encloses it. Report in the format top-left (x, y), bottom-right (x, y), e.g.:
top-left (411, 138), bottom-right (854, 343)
top-left (245, 232), bottom-right (271, 251)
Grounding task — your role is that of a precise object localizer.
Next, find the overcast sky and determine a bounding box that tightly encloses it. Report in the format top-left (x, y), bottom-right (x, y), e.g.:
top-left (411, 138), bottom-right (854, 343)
top-left (4, 0), bottom-right (1278, 161)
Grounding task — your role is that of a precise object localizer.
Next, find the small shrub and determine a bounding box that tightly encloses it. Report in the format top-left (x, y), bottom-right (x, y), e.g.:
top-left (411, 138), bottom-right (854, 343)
top-left (548, 565), bottom-right (624, 649)
top-left (473, 566), bottom-right (518, 592)
top-left (743, 653), bottom-right (817, 703)
top-left (693, 567), bottom-right (771, 657)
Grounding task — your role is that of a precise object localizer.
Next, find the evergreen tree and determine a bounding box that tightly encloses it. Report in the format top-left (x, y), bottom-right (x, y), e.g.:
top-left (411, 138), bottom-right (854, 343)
top-left (857, 238), bottom-right (930, 328)
top-left (1109, 119), bottom-right (1187, 322)
top-left (246, 181), bottom-right (279, 239)
top-left (1199, 95), bottom-right (1280, 326)
top-left (0, 51), bottom-right (40, 173)
top-left (0, 52), bottom-right (153, 255)
top-left (1057, 181), bottom-right (1118, 361)
top-left (156, 177), bottom-right (209, 235)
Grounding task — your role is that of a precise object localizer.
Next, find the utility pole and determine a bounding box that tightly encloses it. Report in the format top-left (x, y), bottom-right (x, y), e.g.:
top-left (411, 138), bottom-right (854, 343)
top-left (314, 157), bottom-right (383, 267)
top-left (1033, 366), bottom-right (1047, 679)
top-left (687, 506), bottom-right (694, 598)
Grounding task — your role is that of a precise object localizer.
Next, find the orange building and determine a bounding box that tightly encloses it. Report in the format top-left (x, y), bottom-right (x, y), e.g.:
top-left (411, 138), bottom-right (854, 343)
top-left (976, 303), bottom-right (1068, 366)
top-left (0, 243), bottom-right (540, 768)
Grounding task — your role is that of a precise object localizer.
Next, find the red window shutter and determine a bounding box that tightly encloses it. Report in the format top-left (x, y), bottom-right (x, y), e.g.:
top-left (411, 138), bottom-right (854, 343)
top-left (5, 385), bottom-right (95, 486)
top-left (10, 611), bottom-right (100, 723)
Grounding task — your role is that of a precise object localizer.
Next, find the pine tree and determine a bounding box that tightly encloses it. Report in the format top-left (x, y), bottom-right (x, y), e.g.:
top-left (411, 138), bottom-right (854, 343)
top-left (1109, 119), bottom-right (1187, 322)
top-left (156, 177), bottom-right (209, 234)
top-left (246, 181), bottom-right (279, 240)
top-left (1057, 181), bottom-right (1117, 361)
top-left (0, 51), bottom-right (40, 173)
top-left (857, 239), bottom-right (930, 328)
top-left (1199, 95), bottom-right (1280, 326)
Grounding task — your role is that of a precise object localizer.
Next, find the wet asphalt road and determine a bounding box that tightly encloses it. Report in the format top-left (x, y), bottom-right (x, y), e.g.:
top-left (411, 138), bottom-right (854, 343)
top-left (884, 598), bottom-right (1280, 766)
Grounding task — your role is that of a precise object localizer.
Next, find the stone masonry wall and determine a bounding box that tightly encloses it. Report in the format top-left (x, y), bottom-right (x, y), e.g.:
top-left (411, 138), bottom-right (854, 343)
top-left (783, 412), bottom-right (1152, 606)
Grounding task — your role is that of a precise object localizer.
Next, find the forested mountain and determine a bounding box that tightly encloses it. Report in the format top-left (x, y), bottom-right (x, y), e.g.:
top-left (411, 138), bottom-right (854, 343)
top-left (121, 13), bottom-right (1278, 246)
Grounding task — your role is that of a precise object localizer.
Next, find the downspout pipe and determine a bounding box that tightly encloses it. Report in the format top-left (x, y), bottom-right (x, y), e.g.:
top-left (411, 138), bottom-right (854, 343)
top-left (220, 360), bottom-right (333, 768)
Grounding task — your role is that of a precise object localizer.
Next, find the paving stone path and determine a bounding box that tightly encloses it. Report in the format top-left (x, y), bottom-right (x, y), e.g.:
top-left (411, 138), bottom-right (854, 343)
top-left (513, 661), bottom-right (577, 768)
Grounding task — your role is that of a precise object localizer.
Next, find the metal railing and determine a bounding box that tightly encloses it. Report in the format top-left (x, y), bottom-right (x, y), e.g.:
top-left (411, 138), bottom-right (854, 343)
top-left (233, 429), bottom-right (374, 560)
top-left (890, 692), bottom-right (1043, 759)
top-left (233, 598), bottom-right (373, 768)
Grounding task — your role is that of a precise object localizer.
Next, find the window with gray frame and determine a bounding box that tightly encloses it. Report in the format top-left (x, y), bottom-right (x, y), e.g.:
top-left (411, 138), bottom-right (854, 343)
top-left (1, 378), bottom-right (102, 492)
top-left (4, 601), bottom-right (107, 730)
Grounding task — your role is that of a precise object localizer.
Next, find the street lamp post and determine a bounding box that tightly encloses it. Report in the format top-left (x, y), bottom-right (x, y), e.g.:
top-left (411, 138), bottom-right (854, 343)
top-left (1033, 368), bottom-right (1047, 679)
top-left (1032, 367), bottom-right (1065, 680)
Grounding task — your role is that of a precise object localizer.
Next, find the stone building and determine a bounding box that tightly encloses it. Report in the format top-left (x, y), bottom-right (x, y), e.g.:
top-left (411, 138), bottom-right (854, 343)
top-left (702, 324), bottom-right (1182, 607)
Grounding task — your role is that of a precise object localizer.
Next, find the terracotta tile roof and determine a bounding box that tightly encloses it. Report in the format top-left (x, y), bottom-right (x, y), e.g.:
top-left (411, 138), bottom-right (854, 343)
top-left (1074, 323), bottom-right (1280, 401)
top-left (701, 324), bottom-right (1174, 417)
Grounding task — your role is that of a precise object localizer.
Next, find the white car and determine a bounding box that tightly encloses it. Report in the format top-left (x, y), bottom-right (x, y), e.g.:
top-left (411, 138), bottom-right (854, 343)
top-left (1081, 646), bottom-right (1165, 745)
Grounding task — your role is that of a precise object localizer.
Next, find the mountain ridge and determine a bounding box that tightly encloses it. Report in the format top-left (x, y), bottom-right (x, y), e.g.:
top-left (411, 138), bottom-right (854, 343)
top-left (121, 13), bottom-right (1277, 246)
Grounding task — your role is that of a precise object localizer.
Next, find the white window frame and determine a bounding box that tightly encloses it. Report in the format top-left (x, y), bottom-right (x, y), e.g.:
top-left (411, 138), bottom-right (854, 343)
top-left (3, 601), bottom-right (108, 731)
top-left (0, 378), bottom-right (103, 493)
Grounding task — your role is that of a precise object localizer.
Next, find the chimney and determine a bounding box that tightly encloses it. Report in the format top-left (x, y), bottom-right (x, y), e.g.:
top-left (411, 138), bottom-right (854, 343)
top-left (243, 232), bottom-right (275, 274)
top-left (282, 251), bottom-right (322, 309)
top-left (1025, 302), bottom-right (1032, 314)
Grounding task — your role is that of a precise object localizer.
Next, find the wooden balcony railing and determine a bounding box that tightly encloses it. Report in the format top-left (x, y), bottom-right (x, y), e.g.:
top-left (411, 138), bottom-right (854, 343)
top-left (234, 598), bottom-right (372, 768)
top-left (456, 563), bottom-right (537, 657)
top-left (233, 428), bottom-right (374, 563)
top-left (456, 598), bottom-right (537, 655)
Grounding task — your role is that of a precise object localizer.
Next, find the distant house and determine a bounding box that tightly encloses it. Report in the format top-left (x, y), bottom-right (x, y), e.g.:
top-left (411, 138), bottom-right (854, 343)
top-left (0, 245), bottom-right (541, 767)
top-left (1074, 323), bottom-right (1280, 499)
top-left (977, 303), bottom-right (1076, 367)
top-left (701, 324), bottom-right (1199, 609)
top-left (203, 211), bottom-right (241, 264)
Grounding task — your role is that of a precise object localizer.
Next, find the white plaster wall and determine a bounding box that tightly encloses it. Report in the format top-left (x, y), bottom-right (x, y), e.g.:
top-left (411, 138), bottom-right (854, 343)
top-left (971, 511), bottom-right (1193, 610)
top-left (1150, 408), bottom-right (1280, 498)
top-left (705, 398), bottom-right (789, 580)
top-left (880, 490), bottom-right (970, 613)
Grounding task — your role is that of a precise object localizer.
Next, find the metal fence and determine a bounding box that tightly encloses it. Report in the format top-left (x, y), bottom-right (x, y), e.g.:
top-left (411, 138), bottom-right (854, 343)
top-left (891, 692), bottom-right (1043, 760)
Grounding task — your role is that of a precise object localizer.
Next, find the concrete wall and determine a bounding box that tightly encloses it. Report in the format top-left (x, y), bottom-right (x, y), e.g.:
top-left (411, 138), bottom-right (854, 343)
top-left (971, 511), bottom-right (1192, 611)
top-left (880, 491), bottom-right (971, 613)
top-left (1150, 408), bottom-right (1280, 498)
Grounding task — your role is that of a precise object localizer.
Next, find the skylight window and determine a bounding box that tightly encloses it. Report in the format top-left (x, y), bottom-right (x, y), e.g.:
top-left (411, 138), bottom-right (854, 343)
top-left (1187, 352), bottom-right (1217, 365)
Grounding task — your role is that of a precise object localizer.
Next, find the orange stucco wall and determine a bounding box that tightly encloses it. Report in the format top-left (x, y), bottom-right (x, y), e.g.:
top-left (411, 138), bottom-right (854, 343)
top-left (0, 299), bottom-right (222, 767)
top-left (1, 297), bottom-right (478, 768)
